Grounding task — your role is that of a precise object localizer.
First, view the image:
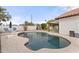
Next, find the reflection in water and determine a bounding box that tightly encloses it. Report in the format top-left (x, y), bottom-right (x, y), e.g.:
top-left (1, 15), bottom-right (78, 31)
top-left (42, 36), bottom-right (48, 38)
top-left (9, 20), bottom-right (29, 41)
top-left (48, 36), bottom-right (60, 48)
top-left (18, 32), bottom-right (70, 51)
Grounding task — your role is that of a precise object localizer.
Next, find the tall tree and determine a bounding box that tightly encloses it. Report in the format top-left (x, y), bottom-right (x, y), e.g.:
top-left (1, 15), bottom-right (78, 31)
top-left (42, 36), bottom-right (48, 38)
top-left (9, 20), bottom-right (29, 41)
top-left (0, 6), bottom-right (11, 52)
top-left (0, 6), bottom-right (11, 24)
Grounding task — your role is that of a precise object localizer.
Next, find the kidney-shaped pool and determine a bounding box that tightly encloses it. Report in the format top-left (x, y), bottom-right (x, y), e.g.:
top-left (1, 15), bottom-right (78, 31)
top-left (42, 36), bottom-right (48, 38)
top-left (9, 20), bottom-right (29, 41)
top-left (18, 32), bottom-right (71, 51)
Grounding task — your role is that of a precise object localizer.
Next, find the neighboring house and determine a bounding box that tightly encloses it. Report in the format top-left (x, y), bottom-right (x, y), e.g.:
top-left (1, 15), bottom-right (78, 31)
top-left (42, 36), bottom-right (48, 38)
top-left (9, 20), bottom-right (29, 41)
top-left (55, 8), bottom-right (79, 36)
top-left (48, 20), bottom-right (59, 32)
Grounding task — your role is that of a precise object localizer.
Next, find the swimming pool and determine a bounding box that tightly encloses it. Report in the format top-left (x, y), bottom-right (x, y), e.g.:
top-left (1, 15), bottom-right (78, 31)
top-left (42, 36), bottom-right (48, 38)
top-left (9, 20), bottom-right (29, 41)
top-left (18, 32), bottom-right (71, 51)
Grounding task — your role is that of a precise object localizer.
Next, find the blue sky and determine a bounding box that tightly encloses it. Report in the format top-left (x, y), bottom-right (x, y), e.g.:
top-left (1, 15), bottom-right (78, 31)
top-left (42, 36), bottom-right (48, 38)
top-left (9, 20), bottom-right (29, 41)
top-left (2, 6), bottom-right (77, 24)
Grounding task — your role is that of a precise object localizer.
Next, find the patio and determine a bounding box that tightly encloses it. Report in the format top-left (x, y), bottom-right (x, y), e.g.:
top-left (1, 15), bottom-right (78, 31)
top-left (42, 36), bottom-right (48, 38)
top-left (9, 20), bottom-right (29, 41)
top-left (0, 30), bottom-right (79, 53)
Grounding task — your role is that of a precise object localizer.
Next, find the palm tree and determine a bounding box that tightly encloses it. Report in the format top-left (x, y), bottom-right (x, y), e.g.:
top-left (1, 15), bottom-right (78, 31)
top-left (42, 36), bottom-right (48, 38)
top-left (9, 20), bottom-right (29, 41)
top-left (0, 7), bottom-right (11, 23)
top-left (0, 6), bottom-right (11, 52)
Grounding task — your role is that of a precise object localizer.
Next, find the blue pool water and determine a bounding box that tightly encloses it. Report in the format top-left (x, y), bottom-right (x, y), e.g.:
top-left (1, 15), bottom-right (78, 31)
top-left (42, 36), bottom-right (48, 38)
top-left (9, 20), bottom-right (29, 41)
top-left (18, 32), bottom-right (71, 51)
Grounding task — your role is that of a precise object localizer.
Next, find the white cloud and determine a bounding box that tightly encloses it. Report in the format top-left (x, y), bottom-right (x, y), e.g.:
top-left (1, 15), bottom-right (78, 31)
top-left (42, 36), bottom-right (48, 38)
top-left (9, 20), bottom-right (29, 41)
top-left (2, 16), bottom-right (26, 25)
top-left (25, 16), bottom-right (31, 22)
top-left (34, 21), bottom-right (46, 24)
top-left (2, 16), bottom-right (43, 25)
top-left (11, 16), bottom-right (25, 24)
top-left (66, 6), bottom-right (79, 11)
top-left (11, 16), bottom-right (33, 25)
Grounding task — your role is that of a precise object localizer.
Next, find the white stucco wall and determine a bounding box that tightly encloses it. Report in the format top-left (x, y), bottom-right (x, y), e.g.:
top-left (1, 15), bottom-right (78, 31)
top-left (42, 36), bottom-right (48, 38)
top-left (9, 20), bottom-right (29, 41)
top-left (16, 25), bottom-right (36, 31)
top-left (0, 25), bottom-right (36, 32)
top-left (17, 26), bottom-right (24, 31)
top-left (59, 15), bottom-right (79, 35)
top-left (27, 26), bottom-right (36, 30)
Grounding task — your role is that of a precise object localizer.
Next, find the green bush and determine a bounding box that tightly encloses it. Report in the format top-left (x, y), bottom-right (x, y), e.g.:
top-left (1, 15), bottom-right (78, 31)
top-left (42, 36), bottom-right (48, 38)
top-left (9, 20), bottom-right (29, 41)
top-left (41, 23), bottom-right (47, 30)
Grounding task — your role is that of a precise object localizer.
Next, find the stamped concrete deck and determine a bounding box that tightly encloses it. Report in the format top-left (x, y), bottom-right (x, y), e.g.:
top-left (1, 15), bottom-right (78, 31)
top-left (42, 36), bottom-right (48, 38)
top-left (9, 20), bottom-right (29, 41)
top-left (1, 32), bottom-right (32, 53)
top-left (1, 30), bottom-right (79, 53)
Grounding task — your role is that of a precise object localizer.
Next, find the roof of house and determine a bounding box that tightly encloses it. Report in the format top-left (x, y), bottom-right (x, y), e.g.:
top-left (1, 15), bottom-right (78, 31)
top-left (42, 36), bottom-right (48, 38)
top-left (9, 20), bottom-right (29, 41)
top-left (48, 20), bottom-right (59, 25)
top-left (55, 8), bottom-right (79, 20)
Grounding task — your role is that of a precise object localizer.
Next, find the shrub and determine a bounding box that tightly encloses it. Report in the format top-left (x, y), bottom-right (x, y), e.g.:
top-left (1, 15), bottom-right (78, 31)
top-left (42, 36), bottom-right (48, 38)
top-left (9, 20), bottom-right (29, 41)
top-left (41, 23), bottom-right (47, 30)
